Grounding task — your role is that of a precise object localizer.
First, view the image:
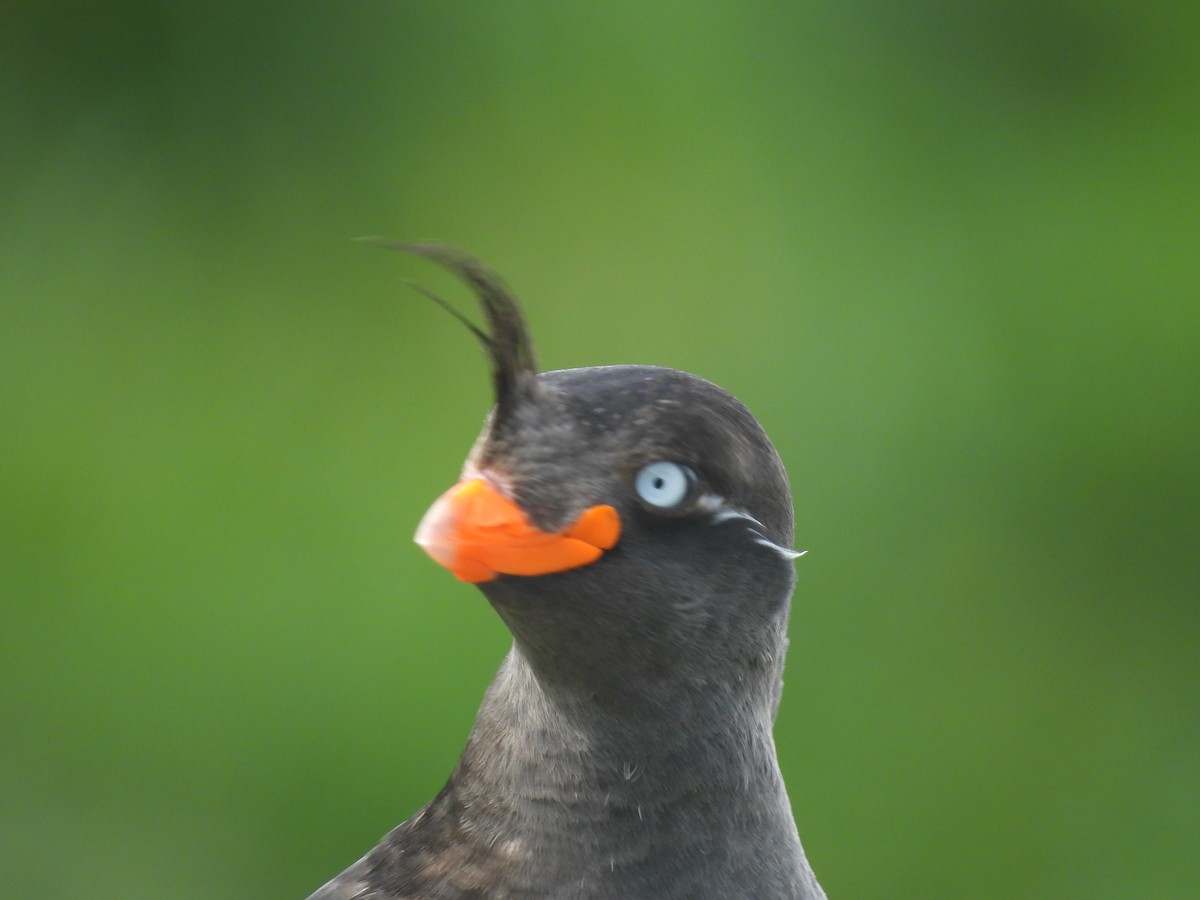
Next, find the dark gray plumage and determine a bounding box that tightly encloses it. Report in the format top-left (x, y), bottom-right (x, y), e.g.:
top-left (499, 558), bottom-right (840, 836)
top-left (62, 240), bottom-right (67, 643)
top-left (305, 246), bottom-right (826, 899)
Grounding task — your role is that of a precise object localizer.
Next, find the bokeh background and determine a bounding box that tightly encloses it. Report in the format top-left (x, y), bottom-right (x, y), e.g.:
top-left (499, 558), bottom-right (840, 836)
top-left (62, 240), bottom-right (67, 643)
top-left (3, 3), bottom-right (1197, 897)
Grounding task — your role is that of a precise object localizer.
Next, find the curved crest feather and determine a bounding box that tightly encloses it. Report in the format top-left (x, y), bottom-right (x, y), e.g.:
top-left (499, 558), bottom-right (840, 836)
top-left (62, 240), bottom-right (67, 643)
top-left (365, 239), bottom-right (538, 422)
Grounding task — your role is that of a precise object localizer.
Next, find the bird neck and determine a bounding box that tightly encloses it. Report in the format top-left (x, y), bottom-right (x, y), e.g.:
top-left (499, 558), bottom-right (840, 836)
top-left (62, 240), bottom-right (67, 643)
top-left (446, 645), bottom-right (797, 844)
top-left (407, 645), bottom-right (820, 897)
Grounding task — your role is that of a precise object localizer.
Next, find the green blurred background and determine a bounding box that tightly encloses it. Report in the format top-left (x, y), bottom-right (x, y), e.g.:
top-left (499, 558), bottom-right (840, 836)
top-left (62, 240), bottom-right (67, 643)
top-left (3, 3), bottom-right (1197, 897)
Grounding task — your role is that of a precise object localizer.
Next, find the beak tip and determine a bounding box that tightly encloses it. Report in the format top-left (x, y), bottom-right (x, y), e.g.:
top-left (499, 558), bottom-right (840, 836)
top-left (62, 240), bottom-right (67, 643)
top-left (414, 491), bottom-right (457, 569)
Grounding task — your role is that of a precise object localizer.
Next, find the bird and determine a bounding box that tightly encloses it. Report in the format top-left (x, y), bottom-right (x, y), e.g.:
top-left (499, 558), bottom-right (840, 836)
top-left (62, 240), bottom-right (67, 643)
top-left (305, 243), bottom-right (826, 899)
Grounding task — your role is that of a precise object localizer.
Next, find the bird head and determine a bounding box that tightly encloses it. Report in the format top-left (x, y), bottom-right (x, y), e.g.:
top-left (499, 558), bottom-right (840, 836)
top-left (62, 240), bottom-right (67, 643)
top-left (385, 243), bottom-right (801, 719)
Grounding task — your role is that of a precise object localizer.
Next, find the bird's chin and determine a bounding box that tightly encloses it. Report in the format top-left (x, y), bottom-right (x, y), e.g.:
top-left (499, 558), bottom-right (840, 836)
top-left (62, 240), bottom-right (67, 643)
top-left (473, 566), bottom-right (622, 651)
top-left (474, 566), bottom-right (586, 608)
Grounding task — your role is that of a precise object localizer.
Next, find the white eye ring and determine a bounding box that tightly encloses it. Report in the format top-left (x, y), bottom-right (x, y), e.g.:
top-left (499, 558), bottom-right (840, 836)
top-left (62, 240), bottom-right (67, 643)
top-left (635, 461), bottom-right (693, 509)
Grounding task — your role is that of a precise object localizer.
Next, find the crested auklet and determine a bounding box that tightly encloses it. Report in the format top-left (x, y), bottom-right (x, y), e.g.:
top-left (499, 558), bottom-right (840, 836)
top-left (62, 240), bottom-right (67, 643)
top-left (305, 244), bottom-right (826, 899)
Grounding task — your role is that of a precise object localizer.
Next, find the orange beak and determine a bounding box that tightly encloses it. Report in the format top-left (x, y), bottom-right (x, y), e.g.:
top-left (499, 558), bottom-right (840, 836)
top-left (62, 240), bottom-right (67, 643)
top-left (414, 478), bottom-right (621, 583)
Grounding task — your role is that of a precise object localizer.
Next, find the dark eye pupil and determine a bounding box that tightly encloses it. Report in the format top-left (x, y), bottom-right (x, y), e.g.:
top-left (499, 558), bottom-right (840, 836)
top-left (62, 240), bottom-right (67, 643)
top-left (653, 477), bottom-right (665, 490)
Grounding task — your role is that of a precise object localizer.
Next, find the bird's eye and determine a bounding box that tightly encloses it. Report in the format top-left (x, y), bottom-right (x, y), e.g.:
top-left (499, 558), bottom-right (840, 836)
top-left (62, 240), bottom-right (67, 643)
top-left (634, 461), bottom-right (694, 509)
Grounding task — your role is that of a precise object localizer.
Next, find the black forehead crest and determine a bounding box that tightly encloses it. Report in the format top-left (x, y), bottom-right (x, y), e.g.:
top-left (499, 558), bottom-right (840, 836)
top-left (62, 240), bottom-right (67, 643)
top-left (370, 240), bottom-right (538, 424)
